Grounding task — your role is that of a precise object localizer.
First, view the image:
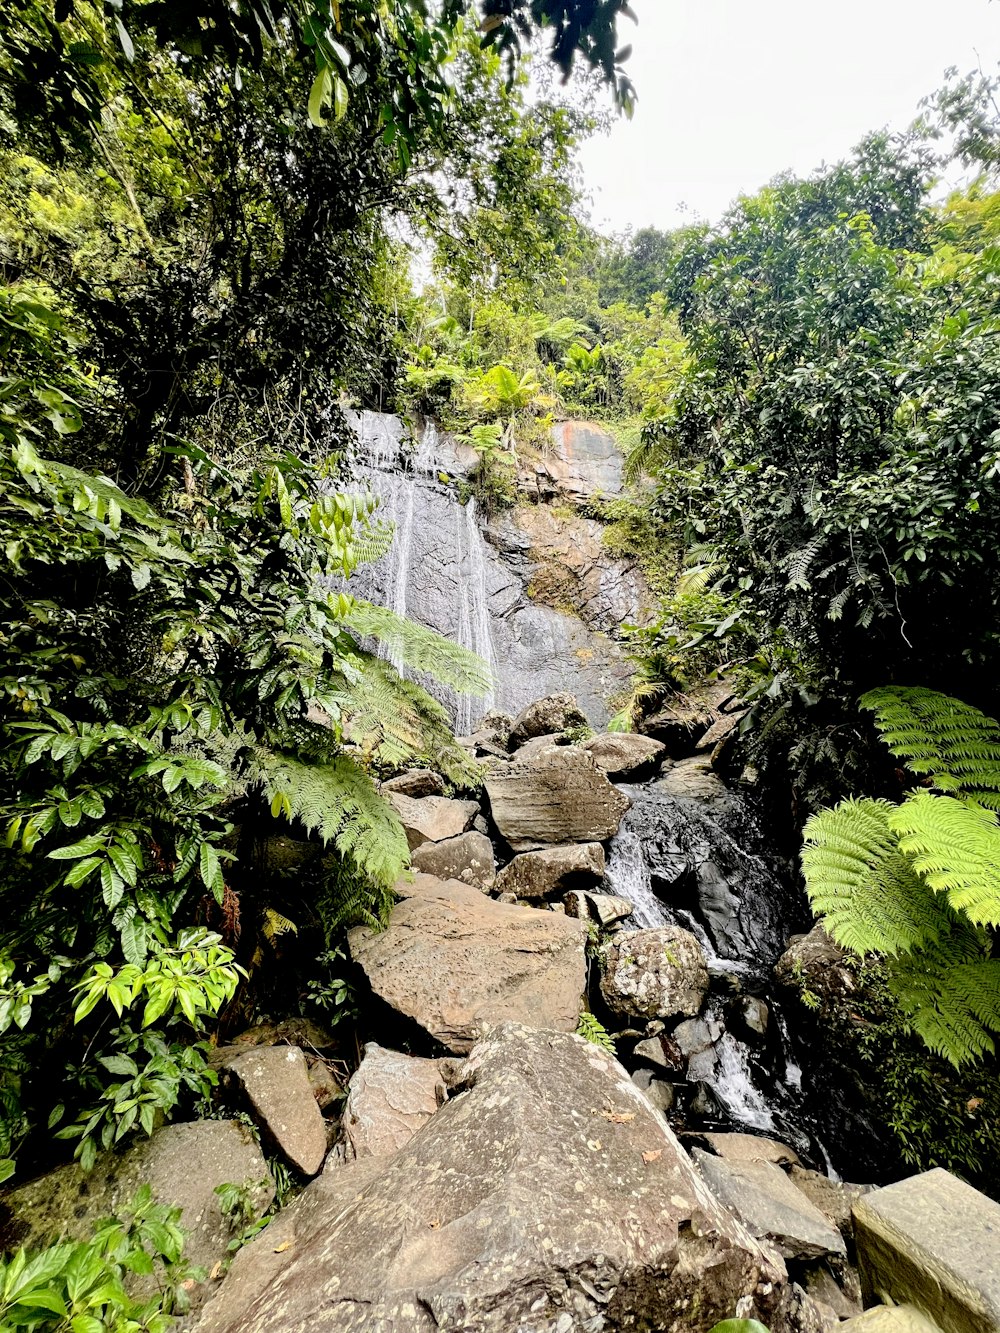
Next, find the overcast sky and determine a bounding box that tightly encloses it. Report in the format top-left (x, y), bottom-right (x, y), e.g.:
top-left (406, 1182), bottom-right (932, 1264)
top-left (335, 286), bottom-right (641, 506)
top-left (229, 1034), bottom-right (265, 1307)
top-left (579, 0), bottom-right (1000, 234)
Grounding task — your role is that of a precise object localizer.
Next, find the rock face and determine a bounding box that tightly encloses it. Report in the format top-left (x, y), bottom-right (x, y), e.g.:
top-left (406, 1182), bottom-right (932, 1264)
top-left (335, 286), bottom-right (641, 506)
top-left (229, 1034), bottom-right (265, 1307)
top-left (600, 925), bottom-right (709, 1022)
top-left (508, 692), bottom-right (588, 748)
top-left (854, 1168), bottom-right (1000, 1333)
top-left (485, 746), bottom-right (630, 851)
top-left (582, 732), bottom-right (667, 780)
top-left (194, 1023), bottom-right (798, 1333)
top-left (349, 874), bottom-right (587, 1053)
top-left (493, 841), bottom-right (605, 900)
top-left (343, 1043), bottom-right (446, 1159)
top-left (0, 1121), bottom-right (273, 1293)
top-left (697, 1132), bottom-right (801, 1169)
top-left (693, 1151), bottom-right (847, 1263)
top-left (410, 830), bottom-right (496, 890)
top-left (541, 419), bottom-right (625, 500)
top-left (225, 1045), bottom-right (328, 1177)
top-left (385, 792), bottom-right (478, 851)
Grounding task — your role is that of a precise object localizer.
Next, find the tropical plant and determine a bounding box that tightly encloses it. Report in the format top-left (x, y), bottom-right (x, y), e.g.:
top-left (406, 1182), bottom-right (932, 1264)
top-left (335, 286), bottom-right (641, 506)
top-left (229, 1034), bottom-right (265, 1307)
top-left (802, 686), bottom-right (1000, 1067)
top-left (576, 1011), bottom-right (616, 1053)
top-left (0, 1185), bottom-right (198, 1331)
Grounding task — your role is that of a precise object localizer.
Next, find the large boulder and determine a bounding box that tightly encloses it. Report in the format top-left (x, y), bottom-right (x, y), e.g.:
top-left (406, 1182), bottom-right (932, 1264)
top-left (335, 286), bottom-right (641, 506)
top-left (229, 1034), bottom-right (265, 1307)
top-left (600, 925), bottom-right (709, 1022)
top-left (693, 1151), bottom-right (847, 1263)
top-left (0, 1121), bottom-right (273, 1302)
top-left (563, 888), bottom-right (634, 927)
top-left (385, 792), bottom-right (478, 851)
top-left (853, 1168), bottom-right (1000, 1333)
top-left (582, 732), bottom-right (667, 781)
top-left (493, 841), bottom-right (605, 900)
top-left (775, 922), bottom-right (857, 1011)
top-left (194, 1023), bottom-right (804, 1333)
top-left (223, 1045), bottom-right (327, 1177)
top-left (485, 746), bottom-right (630, 851)
top-left (696, 1132), bottom-right (801, 1169)
top-left (410, 830), bottom-right (496, 890)
top-left (508, 692), bottom-right (588, 748)
top-left (343, 1043), bottom-right (446, 1160)
top-left (349, 874), bottom-right (587, 1053)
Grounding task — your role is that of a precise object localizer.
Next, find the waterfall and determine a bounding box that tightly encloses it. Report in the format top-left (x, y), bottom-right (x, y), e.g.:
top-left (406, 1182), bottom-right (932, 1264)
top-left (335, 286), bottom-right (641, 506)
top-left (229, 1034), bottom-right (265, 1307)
top-left (346, 413), bottom-right (497, 730)
top-left (605, 829), bottom-right (663, 928)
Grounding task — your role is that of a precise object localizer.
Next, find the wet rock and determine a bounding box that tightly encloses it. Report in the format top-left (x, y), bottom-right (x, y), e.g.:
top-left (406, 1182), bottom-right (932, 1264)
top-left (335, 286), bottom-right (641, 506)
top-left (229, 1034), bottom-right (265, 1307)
top-left (632, 1032), bottom-right (685, 1072)
top-left (385, 792), bottom-right (478, 851)
top-left (411, 830), bottom-right (496, 890)
top-left (688, 1081), bottom-right (721, 1118)
top-left (563, 888), bottom-right (634, 926)
top-left (382, 768), bottom-right (446, 798)
top-left (789, 1166), bottom-right (871, 1242)
top-left (508, 692), bottom-right (588, 748)
top-left (673, 1014), bottom-right (722, 1057)
top-left (225, 1045), bottom-right (328, 1177)
top-left (775, 922), bottom-right (857, 1009)
top-left (693, 1150), bottom-right (847, 1262)
top-left (697, 1132), bottom-right (801, 1168)
top-left (213, 1016), bottom-right (334, 1060)
top-left (582, 731), bottom-right (667, 780)
top-left (600, 925), bottom-right (709, 1022)
top-left (349, 874), bottom-right (587, 1054)
top-left (732, 995), bottom-right (770, 1040)
top-left (854, 1167), bottom-right (1000, 1333)
top-left (543, 419), bottom-right (625, 499)
top-left (494, 841), bottom-right (605, 900)
top-left (641, 698), bottom-right (715, 755)
top-left (193, 1022), bottom-right (796, 1333)
top-left (0, 1121), bottom-right (273, 1302)
top-left (485, 746), bottom-right (630, 850)
top-left (343, 1043), bottom-right (446, 1160)
top-left (656, 754), bottom-right (728, 802)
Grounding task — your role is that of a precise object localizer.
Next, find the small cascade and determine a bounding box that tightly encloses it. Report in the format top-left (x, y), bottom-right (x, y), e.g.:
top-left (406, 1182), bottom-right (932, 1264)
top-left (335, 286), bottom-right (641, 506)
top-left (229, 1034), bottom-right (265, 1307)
top-left (605, 766), bottom-right (846, 1170)
top-left (453, 499), bottom-right (497, 734)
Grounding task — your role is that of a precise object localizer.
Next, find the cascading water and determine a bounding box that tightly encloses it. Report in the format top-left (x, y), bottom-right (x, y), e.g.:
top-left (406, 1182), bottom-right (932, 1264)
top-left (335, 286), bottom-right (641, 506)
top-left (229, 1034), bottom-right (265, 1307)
top-left (345, 412), bottom-right (497, 730)
top-left (604, 761), bottom-right (842, 1168)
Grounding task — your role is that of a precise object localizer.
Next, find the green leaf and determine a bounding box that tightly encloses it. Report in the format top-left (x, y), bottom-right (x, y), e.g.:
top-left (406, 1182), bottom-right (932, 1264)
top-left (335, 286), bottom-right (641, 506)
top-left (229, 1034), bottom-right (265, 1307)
top-left (708, 1322), bottom-right (771, 1333)
top-left (308, 66), bottom-right (333, 127)
top-left (0, 1158), bottom-right (14, 1184)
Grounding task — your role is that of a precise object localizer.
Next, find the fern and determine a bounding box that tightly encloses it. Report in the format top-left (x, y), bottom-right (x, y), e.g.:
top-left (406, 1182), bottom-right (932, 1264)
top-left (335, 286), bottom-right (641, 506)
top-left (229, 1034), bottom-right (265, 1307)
top-left (802, 686), bottom-right (1000, 1067)
top-left (802, 798), bottom-right (952, 956)
top-left (860, 686), bottom-right (1000, 806)
top-left (247, 749), bottom-right (408, 889)
top-left (342, 600), bottom-right (493, 696)
top-left (889, 791), bottom-right (1000, 926)
top-left (887, 934), bottom-right (1000, 1066)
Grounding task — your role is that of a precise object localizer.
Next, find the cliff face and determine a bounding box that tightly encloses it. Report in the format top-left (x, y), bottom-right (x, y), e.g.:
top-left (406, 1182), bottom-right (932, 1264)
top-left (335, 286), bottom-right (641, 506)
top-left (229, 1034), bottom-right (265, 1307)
top-left (343, 410), bottom-right (651, 729)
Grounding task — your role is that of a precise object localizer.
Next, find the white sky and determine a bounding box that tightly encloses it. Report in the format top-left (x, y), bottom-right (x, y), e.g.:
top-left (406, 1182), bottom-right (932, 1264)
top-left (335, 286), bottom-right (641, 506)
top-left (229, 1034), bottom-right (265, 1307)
top-left (579, 0), bottom-right (1000, 233)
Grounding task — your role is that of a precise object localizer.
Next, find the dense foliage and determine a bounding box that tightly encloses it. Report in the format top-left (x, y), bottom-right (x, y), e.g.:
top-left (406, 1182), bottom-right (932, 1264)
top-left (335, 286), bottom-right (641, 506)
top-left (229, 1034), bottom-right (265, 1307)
top-left (0, 0), bottom-right (631, 1186)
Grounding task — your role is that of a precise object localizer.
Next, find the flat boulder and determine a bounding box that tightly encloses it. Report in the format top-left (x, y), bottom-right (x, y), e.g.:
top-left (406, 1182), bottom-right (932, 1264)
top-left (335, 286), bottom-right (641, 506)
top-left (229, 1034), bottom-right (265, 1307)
top-left (0, 1121), bottom-right (273, 1304)
top-left (494, 841), bottom-right (605, 900)
top-left (508, 692), bottom-right (588, 748)
top-left (582, 732), bottom-right (667, 780)
top-left (485, 746), bottom-right (630, 851)
top-left (349, 874), bottom-right (587, 1053)
top-left (853, 1168), bottom-right (1000, 1333)
top-left (411, 830), bottom-right (496, 890)
top-left (343, 1043), bottom-right (446, 1159)
top-left (600, 925), bottom-right (709, 1022)
top-left (693, 1150), bottom-right (847, 1262)
top-left (194, 1023), bottom-right (798, 1333)
top-left (224, 1045), bottom-right (328, 1177)
top-left (788, 1165), bottom-right (870, 1240)
top-left (386, 792), bottom-right (478, 851)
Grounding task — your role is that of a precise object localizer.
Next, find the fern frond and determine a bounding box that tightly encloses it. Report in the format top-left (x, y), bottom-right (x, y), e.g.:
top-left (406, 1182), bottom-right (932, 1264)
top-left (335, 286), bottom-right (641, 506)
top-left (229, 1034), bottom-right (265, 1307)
top-left (623, 424), bottom-right (666, 485)
top-left (860, 686), bottom-right (1000, 805)
top-left (802, 797), bottom-right (953, 956)
top-left (889, 790), bottom-right (1000, 926)
top-left (342, 600), bottom-right (493, 696)
top-left (246, 748), bottom-right (408, 888)
top-left (783, 532), bottom-right (826, 592)
top-left (887, 931), bottom-right (1000, 1066)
